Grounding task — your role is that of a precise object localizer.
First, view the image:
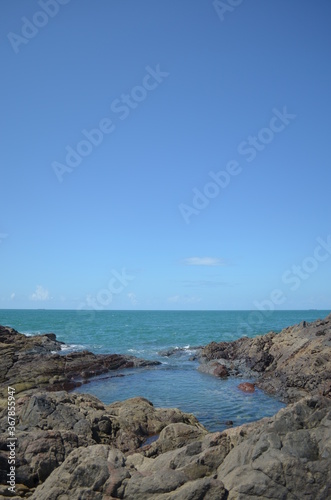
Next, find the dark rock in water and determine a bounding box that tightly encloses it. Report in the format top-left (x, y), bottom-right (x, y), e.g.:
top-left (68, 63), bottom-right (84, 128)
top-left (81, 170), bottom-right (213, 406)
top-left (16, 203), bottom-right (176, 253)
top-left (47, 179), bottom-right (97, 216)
top-left (158, 345), bottom-right (203, 357)
top-left (198, 361), bottom-right (229, 378)
top-left (158, 347), bottom-right (181, 357)
top-left (198, 359), bottom-right (245, 378)
top-left (238, 382), bottom-right (255, 393)
top-left (212, 362), bottom-right (229, 378)
top-left (44, 332), bottom-right (64, 343)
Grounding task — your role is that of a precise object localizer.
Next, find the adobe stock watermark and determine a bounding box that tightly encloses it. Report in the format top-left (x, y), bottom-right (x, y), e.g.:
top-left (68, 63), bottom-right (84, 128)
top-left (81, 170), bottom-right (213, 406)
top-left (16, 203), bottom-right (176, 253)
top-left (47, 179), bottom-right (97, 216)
top-left (65, 268), bottom-right (134, 336)
top-left (7, 387), bottom-right (16, 495)
top-left (178, 106), bottom-right (296, 224)
top-left (79, 268), bottom-right (134, 312)
top-left (237, 233), bottom-right (331, 335)
top-left (52, 64), bottom-right (169, 183)
top-left (213, 0), bottom-right (245, 22)
top-left (7, 0), bottom-right (71, 54)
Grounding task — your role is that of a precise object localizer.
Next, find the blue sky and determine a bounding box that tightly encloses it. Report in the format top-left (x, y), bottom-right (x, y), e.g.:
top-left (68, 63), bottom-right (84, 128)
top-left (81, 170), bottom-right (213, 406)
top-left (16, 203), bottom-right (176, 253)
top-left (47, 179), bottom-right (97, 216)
top-left (1, 0), bottom-right (331, 311)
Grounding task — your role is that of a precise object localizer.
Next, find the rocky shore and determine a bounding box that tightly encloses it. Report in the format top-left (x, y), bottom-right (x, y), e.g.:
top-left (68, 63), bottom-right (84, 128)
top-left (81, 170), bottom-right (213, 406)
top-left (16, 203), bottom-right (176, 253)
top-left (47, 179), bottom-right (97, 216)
top-left (0, 315), bottom-right (330, 499)
top-left (198, 313), bottom-right (331, 402)
top-left (0, 325), bottom-right (160, 406)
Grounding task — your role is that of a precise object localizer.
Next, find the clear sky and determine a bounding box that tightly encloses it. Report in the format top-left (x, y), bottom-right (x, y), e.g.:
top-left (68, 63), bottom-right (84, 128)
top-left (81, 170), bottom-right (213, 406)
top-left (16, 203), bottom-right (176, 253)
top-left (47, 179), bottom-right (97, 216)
top-left (1, 0), bottom-right (331, 311)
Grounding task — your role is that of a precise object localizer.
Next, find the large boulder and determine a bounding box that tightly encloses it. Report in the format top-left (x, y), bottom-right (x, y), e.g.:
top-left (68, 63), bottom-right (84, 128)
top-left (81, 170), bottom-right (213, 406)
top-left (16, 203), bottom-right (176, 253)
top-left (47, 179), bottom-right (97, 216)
top-left (106, 396), bottom-right (205, 452)
top-left (217, 395), bottom-right (331, 499)
top-left (30, 444), bottom-right (128, 499)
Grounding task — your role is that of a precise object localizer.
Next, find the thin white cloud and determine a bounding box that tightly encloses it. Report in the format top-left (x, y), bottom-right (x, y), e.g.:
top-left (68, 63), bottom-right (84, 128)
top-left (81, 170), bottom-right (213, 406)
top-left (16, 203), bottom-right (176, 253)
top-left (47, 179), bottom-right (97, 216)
top-left (30, 285), bottom-right (50, 301)
top-left (128, 292), bottom-right (138, 305)
top-left (182, 280), bottom-right (228, 287)
top-left (167, 295), bottom-right (201, 304)
top-left (182, 257), bottom-right (225, 266)
top-left (10, 292), bottom-right (15, 300)
top-left (168, 295), bottom-right (180, 303)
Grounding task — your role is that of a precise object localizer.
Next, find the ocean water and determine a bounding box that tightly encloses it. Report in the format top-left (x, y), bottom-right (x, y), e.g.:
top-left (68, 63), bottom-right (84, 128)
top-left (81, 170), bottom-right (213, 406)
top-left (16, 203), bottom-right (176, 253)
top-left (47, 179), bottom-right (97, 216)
top-left (1, 309), bottom-right (329, 432)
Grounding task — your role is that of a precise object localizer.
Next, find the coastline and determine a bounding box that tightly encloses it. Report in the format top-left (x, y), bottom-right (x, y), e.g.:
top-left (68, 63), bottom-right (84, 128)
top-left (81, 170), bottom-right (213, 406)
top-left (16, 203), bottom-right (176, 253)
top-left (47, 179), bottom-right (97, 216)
top-left (0, 313), bottom-right (330, 498)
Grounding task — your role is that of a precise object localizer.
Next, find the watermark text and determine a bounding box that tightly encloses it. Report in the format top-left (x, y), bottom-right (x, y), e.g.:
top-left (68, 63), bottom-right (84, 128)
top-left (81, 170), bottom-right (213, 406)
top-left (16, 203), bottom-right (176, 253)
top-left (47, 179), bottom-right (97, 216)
top-left (179, 106), bottom-right (296, 224)
top-left (8, 0), bottom-right (71, 54)
top-left (213, 0), bottom-right (245, 22)
top-left (52, 65), bottom-right (169, 182)
top-left (237, 233), bottom-right (331, 335)
top-left (7, 387), bottom-right (16, 495)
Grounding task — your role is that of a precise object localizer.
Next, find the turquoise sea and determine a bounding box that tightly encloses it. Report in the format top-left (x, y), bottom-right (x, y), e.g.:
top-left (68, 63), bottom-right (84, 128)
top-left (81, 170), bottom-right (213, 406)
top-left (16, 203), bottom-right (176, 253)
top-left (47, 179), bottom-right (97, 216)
top-left (1, 309), bottom-right (329, 432)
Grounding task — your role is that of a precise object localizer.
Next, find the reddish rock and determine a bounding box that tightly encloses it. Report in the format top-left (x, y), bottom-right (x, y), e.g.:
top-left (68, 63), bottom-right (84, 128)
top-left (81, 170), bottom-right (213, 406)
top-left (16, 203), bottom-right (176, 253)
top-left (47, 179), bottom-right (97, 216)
top-left (212, 363), bottom-right (229, 378)
top-left (238, 382), bottom-right (255, 393)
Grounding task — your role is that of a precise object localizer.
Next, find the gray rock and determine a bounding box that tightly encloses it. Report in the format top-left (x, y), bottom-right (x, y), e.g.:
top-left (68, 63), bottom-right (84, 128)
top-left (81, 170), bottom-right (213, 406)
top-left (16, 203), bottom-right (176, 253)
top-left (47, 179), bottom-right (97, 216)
top-left (144, 422), bottom-right (207, 457)
top-left (30, 444), bottom-right (128, 499)
top-left (217, 396), bottom-right (331, 499)
top-left (0, 391), bottom-right (205, 494)
top-left (30, 396), bottom-right (331, 499)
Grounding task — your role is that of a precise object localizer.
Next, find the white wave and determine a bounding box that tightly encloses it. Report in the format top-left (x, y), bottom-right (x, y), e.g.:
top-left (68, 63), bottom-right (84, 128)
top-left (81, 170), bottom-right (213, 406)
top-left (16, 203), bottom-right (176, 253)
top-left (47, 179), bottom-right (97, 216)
top-left (60, 343), bottom-right (87, 352)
